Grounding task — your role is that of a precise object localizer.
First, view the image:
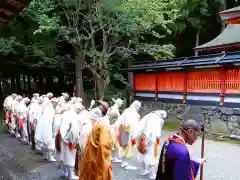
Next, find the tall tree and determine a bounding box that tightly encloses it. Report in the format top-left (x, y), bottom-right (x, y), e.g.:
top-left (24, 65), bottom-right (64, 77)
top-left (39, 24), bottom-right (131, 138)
top-left (57, 0), bottom-right (183, 100)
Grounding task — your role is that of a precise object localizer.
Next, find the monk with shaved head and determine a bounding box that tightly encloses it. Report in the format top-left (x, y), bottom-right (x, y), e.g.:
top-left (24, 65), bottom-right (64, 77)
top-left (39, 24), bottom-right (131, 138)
top-left (156, 119), bottom-right (206, 180)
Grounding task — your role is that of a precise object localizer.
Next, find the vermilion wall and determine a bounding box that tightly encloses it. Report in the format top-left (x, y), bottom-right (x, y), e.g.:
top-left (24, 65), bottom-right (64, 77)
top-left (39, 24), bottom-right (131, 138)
top-left (133, 69), bottom-right (240, 105)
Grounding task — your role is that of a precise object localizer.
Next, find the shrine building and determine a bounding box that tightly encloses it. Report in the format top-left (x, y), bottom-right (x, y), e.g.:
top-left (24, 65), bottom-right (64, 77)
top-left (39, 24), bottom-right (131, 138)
top-left (125, 6), bottom-right (240, 135)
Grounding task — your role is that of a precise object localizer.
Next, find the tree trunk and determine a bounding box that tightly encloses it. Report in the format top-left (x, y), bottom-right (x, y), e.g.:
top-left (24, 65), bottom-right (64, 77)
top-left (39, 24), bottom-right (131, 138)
top-left (16, 73), bottom-right (21, 94)
top-left (95, 76), bottom-right (105, 100)
top-left (23, 74), bottom-right (27, 91)
top-left (195, 29), bottom-right (200, 56)
top-left (221, 0), bottom-right (227, 32)
top-left (75, 52), bottom-right (84, 98)
top-left (0, 75), bottom-right (3, 100)
top-left (11, 76), bottom-right (15, 92)
top-left (127, 58), bottom-right (133, 105)
top-left (27, 74), bottom-right (31, 91)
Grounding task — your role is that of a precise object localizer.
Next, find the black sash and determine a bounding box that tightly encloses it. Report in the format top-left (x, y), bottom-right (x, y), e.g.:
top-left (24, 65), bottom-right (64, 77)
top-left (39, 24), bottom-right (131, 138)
top-left (156, 140), bottom-right (173, 180)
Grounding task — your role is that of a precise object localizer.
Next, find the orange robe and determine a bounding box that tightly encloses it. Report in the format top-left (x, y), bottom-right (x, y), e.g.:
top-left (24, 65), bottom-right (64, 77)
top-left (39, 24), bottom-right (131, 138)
top-left (78, 122), bottom-right (113, 180)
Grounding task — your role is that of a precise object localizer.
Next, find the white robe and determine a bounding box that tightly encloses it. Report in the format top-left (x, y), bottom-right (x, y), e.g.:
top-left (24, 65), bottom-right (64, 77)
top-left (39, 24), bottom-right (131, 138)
top-left (115, 107), bottom-right (140, 140)
top-left (3, 96), bottom-right (14, 123)
top-left (59, 109), bottom-right (75, 162)
top-left (34, 104), bottom-right (44, 143)
top-left (3, 96), bottom-right (12, 110)
top-left (28, 102), bottom-right (41, 124)
top-left (36, 105), bottom-right (56, 150)
top-left (9, 100), bottom-right (20, 130)
top-left (18, 101), bottom-right (29, 136)
top-left (61, 109), bottom-right (79, 167)
top-left (137, 111), bottom-right (164, 166)
top-left (78, 110), bottom-right (93, 152)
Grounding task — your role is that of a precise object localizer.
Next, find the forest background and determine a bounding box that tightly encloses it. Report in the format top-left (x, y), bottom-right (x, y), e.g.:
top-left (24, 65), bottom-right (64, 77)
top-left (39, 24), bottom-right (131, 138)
top-left (0, 0), bottom-right (239, 106)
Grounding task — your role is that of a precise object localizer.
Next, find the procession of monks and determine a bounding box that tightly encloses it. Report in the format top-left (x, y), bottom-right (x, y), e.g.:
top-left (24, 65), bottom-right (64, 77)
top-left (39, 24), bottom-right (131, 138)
top-left (2, 92), bottom-right (205, 180)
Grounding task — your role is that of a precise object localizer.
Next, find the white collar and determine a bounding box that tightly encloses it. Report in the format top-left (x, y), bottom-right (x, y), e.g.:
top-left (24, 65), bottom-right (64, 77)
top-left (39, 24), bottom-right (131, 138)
top-left (174, 134), bottom-right (185, 144)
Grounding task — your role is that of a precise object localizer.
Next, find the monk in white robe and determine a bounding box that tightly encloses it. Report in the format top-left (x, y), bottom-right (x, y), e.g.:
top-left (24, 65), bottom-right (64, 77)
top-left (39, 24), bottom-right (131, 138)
top-left (28, 97), bottom-right (41, 147)
top-left (40, 98), bottom-right (58, 161)
top-left (10, 95), bottom-right (22, 138)
top-left (3, 95), bottom-right (12, 124)
top-left (3, 94), bottom-right (17, 132)
top-left (18, 97), bottom-right (30, 142)
top-left (136, 110), bottom-right (167, 179)
top-left (33, 98), bottom-right (45, 151)
top-left (113, 100), bottom-right (141, 170)
top-left (108, 98), bottom-right (124, 163)
top-left (74, 99), bottom-right (95, 175)
top-left (60, 103), bottom-right (84, 179)
top-left (53, 103), bottom-right (68, 152)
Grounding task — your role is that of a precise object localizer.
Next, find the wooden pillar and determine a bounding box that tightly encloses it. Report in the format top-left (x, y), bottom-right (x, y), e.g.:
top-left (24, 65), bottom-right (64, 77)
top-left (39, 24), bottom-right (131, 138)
top-left (183, 71), bottom-right (188, 103)
top-left (220, 68), bottom-right (226, 106)
top-left (132, 72), bottom-right (136, 101)
top-left (155, 72), bottom-right (158, 100)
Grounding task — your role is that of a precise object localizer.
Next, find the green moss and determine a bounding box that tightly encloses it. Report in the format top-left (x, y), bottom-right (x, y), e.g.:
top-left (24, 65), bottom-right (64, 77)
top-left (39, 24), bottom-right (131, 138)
top-left (163, 121), bottom-right (181, 130)
top-left (163, 121), bottom-right (240, 145)
top-left (206, 134), bottom-right (240, 144)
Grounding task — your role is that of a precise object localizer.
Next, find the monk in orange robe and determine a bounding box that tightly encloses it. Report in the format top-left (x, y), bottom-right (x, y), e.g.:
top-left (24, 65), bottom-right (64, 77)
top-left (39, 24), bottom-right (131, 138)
top-left (78, 122), bottom-right (113, 180)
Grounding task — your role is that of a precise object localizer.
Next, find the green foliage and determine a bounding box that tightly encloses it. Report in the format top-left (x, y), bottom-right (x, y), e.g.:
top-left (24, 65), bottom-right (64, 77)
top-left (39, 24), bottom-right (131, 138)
top-left (177, 0), bottom-right (223, 31)
top-left (0, 0), bottom-right (225, 100)
top-left (0, 37), bottom-right (26, 56)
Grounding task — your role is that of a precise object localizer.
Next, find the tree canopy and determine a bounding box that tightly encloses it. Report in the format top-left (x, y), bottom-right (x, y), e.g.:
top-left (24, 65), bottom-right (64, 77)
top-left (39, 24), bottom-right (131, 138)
top-left (0, 0), bottom-right (228, 100)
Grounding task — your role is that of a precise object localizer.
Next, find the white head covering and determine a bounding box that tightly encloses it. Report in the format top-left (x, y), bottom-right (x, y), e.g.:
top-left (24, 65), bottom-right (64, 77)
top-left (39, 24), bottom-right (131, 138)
top-left (90, 110), bottom-right (102, 121)
top-left (31, 97), bottom-right (38, 103)
top-left (38, 97), bottom-right (44, 104)
top-left (47, 92), bottom-right (53, 98)
top-left (50, 97), bottom-right (59, 104)
top-left (61, 92), bottom-right (69, 99)
top-left (33, 93), bottom-right (40, 98)
top-left (130, 100), bottom-right (141, 112)
top-left (16, 95), bottom-right (23, 102)
top-left (157, 110), bottom-right (167, 119)
top-left (71, 97), bottom-right (77, 103)
top-left (23, 97), bottom-right (30, 104)
top-left (12, 93), bottom-right (17, 98)
top-left (76, 97), bottom-right (83, 104)
top-left (72, 102), bottom-right (84, 114)
top-left (112, 98), bottom-right (124, 108)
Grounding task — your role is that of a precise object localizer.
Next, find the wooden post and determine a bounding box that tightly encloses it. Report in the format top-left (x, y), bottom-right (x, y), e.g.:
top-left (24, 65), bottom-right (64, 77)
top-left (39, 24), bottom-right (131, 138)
top-left (200, 124), bottom-right (205, 180)
top-left (183, 72), bottom-right (188, 103)
top-left (220, 69), bottom-right (226, 106)
top-left (155, 72), bottom-right (158, 100)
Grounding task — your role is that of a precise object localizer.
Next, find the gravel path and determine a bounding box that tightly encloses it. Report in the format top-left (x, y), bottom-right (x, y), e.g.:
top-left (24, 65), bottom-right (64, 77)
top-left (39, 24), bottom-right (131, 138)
top-left (0, 131), bottom-right (240, 180)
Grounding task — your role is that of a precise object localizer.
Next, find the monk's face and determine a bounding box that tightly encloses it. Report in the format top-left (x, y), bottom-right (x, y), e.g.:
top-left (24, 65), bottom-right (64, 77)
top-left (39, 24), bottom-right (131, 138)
top-left (186, 128), bottom-right (201, 145)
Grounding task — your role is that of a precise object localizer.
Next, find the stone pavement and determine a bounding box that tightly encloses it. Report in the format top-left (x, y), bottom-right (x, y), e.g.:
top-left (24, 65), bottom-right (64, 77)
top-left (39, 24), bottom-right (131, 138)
top-left (0, 131), bottom-right (240, 180)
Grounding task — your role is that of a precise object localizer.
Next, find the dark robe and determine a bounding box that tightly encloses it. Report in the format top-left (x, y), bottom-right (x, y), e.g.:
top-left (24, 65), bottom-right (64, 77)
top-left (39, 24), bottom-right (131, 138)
top-left (156, 135), bottom-right (200, 180)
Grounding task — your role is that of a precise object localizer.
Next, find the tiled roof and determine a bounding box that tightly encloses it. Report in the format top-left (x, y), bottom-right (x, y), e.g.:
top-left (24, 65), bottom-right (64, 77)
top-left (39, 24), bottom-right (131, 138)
top-left (194, 24), bottom-right (240, 51)
top-left (220, 6), bottom-right (240, 14)
top-left (125, 51), bottom-right (240, 71)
